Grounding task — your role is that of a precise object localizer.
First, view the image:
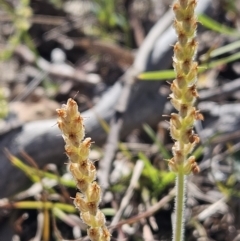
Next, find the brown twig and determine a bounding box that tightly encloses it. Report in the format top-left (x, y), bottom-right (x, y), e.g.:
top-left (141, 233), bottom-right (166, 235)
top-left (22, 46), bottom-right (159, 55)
top-left (109, 189), bottom-right (175, 230)
top-left (110, 160), bottom-right (144, 226)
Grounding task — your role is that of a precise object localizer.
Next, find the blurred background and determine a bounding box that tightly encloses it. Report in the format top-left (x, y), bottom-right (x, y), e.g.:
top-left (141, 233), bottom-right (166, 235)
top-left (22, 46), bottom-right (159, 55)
top-left (1, 0), bottom-right (240, 240)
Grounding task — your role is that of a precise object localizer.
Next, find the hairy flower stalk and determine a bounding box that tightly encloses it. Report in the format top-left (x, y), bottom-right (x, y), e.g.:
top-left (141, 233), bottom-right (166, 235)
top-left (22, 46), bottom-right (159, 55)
top-left (56, 98), bottom-right (111, 241)
top-left (169, 1), bottom-right (203, 241)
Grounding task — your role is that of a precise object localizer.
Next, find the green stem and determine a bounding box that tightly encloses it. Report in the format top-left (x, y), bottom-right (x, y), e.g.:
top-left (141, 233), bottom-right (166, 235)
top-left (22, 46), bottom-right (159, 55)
top-left (173, 170), bottom-right (186, 241)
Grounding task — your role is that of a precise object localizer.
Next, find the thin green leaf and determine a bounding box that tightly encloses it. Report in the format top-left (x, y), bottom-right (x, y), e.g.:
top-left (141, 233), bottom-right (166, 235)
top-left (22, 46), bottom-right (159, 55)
top-left (12, 201), bottom-right (76, 213)
top-left (200, 41), bottom-right (240, 60)
top-left (139, 51), bottom-right (240, 81)
top-left (6, 152), bottom-right (41, 183)
top-left (204, 52), bottom-right (240, 69)
top-left (138, 70), bottom-right (175, 80)
top-left (6, 151), bottom-right (76, 187)
top-left (198, 14), bottom-right (240, 36)
top-left (101, 208), bottom-right (116, 216)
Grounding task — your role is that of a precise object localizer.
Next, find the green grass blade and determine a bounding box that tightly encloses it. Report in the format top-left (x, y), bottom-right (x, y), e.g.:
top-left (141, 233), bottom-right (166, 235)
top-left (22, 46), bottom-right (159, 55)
top-left (204, 52), bottom-right (240, 69)
top-left (6, 152), bottom-right (41, 183)
top-left (198, 14), bottom-right (240, 36)
top-left (6, 151), bottom-right (76, 187)
top-left (138, 70), bottom-right (175, 80)
top-left (12, 201), bottom-right (76, 213)
top-left (139, 51), bottom-right (240, 81)
top-left (207, 40), bottom-right (240, 58)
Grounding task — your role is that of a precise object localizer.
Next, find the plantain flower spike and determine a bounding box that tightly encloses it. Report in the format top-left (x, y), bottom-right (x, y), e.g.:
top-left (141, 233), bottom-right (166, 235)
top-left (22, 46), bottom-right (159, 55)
top-left (57, 98), bottom-right (111, 241)
top-left (168, 0), bottom-right (203, 175)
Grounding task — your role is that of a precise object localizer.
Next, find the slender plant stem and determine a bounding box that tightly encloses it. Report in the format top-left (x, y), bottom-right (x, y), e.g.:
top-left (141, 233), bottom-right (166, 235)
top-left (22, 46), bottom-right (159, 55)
top-left (169, 1), bottom-right (201, 240)
top-left (174, 169), bottom-right (186, 241)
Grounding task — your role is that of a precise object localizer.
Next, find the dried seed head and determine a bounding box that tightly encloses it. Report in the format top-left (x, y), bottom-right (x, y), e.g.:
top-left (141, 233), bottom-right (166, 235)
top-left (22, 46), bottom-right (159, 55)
top-left (81, 210), bottom-right (105, 227)
top-left (170, 125), bottom-right (180, 140)
top-left (187, 38), bottom-right (198, 56)
top-left (168, 158), bottom-right (178, 173)
top-left (195, 111), bottom-right (204, 120)
top-left (189, 134), bottom-right (200, 144)
top-left (184, 90), bottom-right (195, 103)
top-left (67, 131), bottom-right (80, 147)
top-left (74, 193), bottom-right (88, 212)
top-left (57, 119), bottom-right (64, 131)
top-left (87, 227), bottom-right (101, 241)
top-left (95, 210), bottom-right (106, 227)
top-left (183, 107), bottom-right (195, 127)
top-left (183, 156), bottom-right (195, 174)
top-left (69, 163), bottom-right (86, 178)
top-left (170, 97), bottom-right (181, 111)
top-left (169, 0), bottom-right (200, 177)
top-left (65, 145), bottom-right (79, 162)
top-left (178, 31), bottom-right (188, 46)
top-left (56, 98), bottom-right (110, 240)
top-left (183, 142), bottom-right (195, 155)
top-left (182, 17), bottom-right (194, 33)
top-left (175, 74), bottom-right (186, 89)
top-left (173, 58), bottom-right (182, 74)
top-left (56, 108), bottom-right (66, 118)
top-left (173, 150), bottom-right (184, 165)
top-left (189, 85), bottom-right (199, 98)
top-left (173, 3), bottom-right (185, 22)
top-left (179, 0), bottom-right (188, 9)
top-left (79, 160), bottom-right (89, 175)
top-left (171, 82), bottom-right (182, 99)
top-left (76, 178), bottom-right (89, 193)
top-left (87, 182), bottom-right (101, 203)
top-left (182, 59), bottom-right (192, 74)
top-left (88, 163), bottom-right (97, 182)
top-left (79, 139), bottom-right (91, 161)
top-left (186, 61), bottom-right (198, 84)
top-left (173, 19), bottom-right (182, 33)
top-left (87, 201), bottom-right (98, 216)
top-left (81, 212), bottom-right (93, 227)
top-left (66, 98), bottom-right (79, 119)
top-left (184, 107), bottom-right (203, 125)
top-left (174, 42), bottom-right (185, 61)
top-left (82, 137), bottom-right (92, 148)
top-left (102, 226), bottom-right (111, 241)
top-left (73, 114), bottom-right (84, 126)
top-left (179, 104), bottom-right (189, 118)
top-left (187, 0), bottom-right (197, 16)
top-left (192, 163), bottom-right (200, 174)
top-left (170, 113), bottom-right (182, 129)
top-left (187, 156), bottom-right (200, 174)
top-left (181, 128), bottom-right (193, 144)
